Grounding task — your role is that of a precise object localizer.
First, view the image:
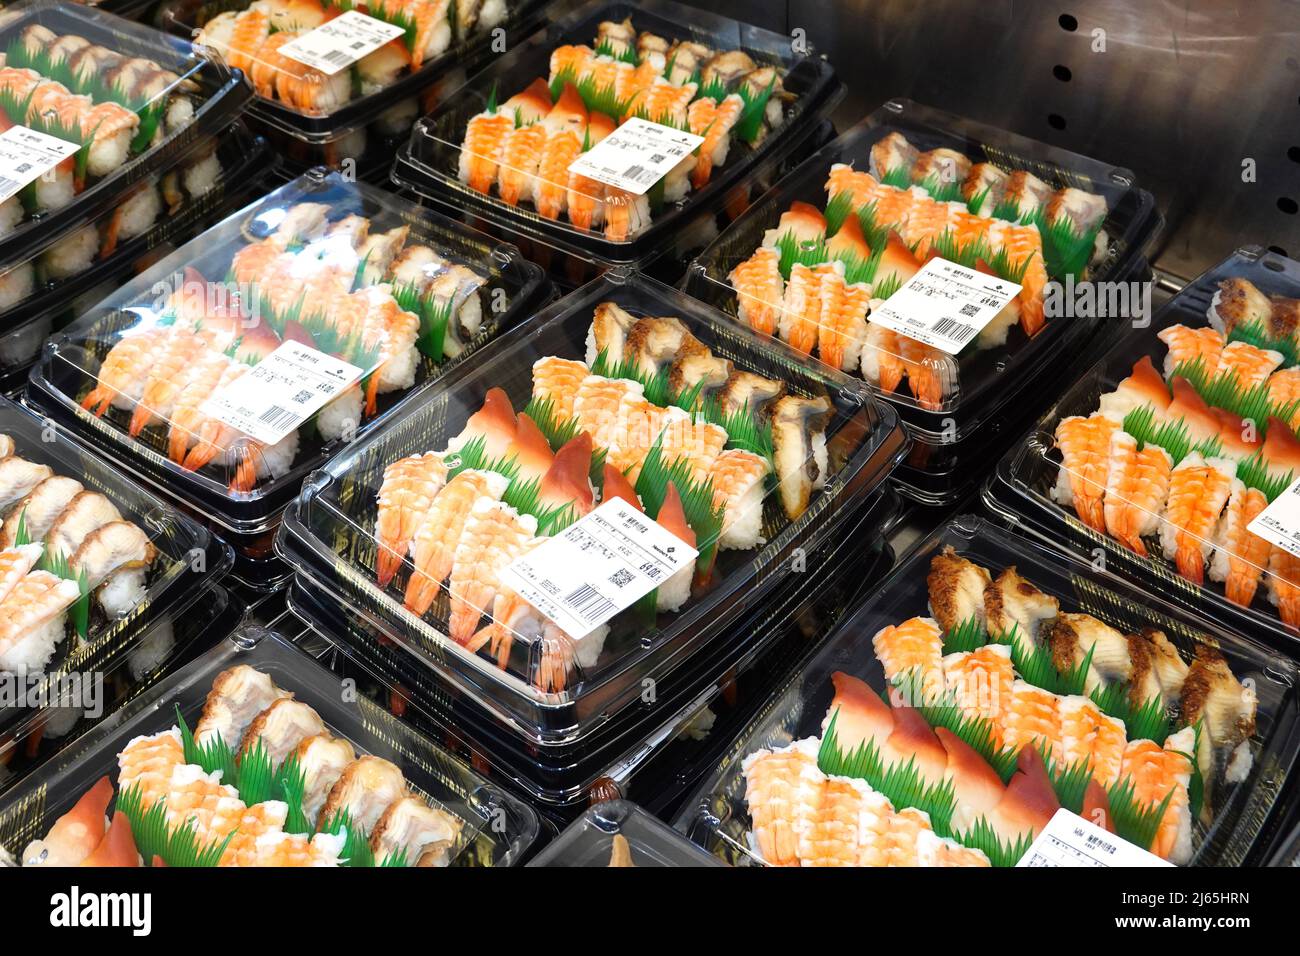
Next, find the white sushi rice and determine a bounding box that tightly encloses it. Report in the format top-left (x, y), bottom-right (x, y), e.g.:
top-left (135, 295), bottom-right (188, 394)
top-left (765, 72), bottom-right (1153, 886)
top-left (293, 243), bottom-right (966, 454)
top-left (975, 302), bottom-right (1020, 350)
top-left (479, 0), bottom-right (508, 29)
top-left (98, 566), bottom-right (149, 619)
top-left (377, 344), bottom-right (420, 394)
top-left (0, 262), bottom-right (35, 311)
top-left (0, 613), bottom-right (66, 676)
top-left (336, 127), bottom-right (368, 163)
top-left (0, 197), bottom-right (22, 237)
top-left (0, 315), bottom-right (49, 367)
top-left (374, 97), bottom-right (418, 137)
top-left (128, 619), bottom-right (175, 680)
top-left (719, 476), bottom-right (766, 551)
top-left (571, 622), bottom-right (608, 669)
top-left (655, 563), bottom-right (693, 613)
top-left (117, 184), bottom-right (163, 241)
top-left (165, 96), bottom-right (194, 135)
top-left (41, 224), bottom-right (99, 279)
top-left (317, 387), bottom-right (363, 442)
top-left (1050, 462), bottom-right (1074, 508)
top-left (182, 152), bottom-right (222, 199)
top-left (35, 169), bottom-right (74, 211)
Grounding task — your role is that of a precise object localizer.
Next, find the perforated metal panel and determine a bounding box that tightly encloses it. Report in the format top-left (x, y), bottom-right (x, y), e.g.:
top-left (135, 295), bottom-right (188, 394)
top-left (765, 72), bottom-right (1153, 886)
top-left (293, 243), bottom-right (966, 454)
top-left (679, 0), bottom-right (1300, 283)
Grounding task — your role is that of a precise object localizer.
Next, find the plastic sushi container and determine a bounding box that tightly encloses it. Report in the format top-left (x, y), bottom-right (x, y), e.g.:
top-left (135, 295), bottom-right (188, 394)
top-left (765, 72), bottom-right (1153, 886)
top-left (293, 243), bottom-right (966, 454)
top-left (154, 0), bottom-right (552, 180)
top-left (0, 621), bottom-right (541, 867)
top-left (675, 515), bottom-right (1300, 867)
top-left (281, 481), bottom-right (898, 821)
top-left (0, 0), bottom-right (252, 271)
top-left (23, 168), bottom-right (549, 588)
top-left (0, 393), bottom-right (233, 760)
top-left (982, 246), bottom-right (1300, 651)
top-left (0, 123), bottom-right (273, 392)
top-left (392, 0), bottom-right (844, 288)
top-left (275, 268), bottom-right (906, 749)
top-left (680, 98), bottom-right (1161, 502)
top-left (0, 583), bottom-right (242, 797)
top-left (528, 799), bottom-right (724, 866)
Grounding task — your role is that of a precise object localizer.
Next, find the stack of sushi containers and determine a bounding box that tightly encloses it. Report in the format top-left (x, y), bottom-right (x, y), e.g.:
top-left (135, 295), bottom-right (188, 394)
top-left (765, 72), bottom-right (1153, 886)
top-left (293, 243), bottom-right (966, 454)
top-left (152, 0), bottom-right (556, 182)
top-left (23, 170), bottom-right (550, 594)
top-left (273, 269), bottom-right (909, 824)
top-left (682, 98), bottom-right (1163, 508)
top-left (0, 0), bottom-right (267, 790)
top-left (391, 0), bottom-right (845, 292)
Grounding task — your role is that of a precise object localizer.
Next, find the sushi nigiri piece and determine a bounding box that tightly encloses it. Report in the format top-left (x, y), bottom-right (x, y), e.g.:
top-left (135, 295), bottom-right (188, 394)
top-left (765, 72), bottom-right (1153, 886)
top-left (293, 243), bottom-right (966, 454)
top-left (625, 316), bottom-right (706, 378)
top-left (668, 352), bottom-right (732, 410)
top-left (0, 544), bottom-right (42, 607)
top-left (1046, 187), bottom-right (1108, 238)
top-left (573, 375), bottom-right (645, 452)
top-left (502, 77), bottom-right (553, 126)
top-left (782, 261), bottom-right (832, 354)
top-left (799, 773), bottom-right (889, 867)
top-left (586, 300), bottom-right (639, 366)
top-left (1000, 680), bottom-right (1064, 764)
top-left (117, 728), bottom-right (184, 808)
top-left (0, 570), bottom-right (80, 676)
top-left (1217, 340), bottom-right (1284, 389)
top-left (942, 642), bottom-right (1014, 739)
top-left (1268, 544), bottom-right (1300, 629)
top-left (531, 355), bottom-right (590, 421)
top-left (608, 401), bottom-right (682, 480)
top-left (1208, 277), bottom-right (1273, 335)
top-left (218, 802), bottom-right (290, 868)
top-left (1048, 612), bottom-right (1133, 693)
top-left (817, 269), bottom-right (872, 373)
top-left (935, 726), bottom-right (1006, 833)
top-left (872, 230), bottom-right (923, 295)
top-left (1181, 646), bottom-right (1257, 784)
top-left (0, 457), bottom-right (54, 512)
top-left (1103, 429), bottom-right (1173, 556)
top-left (1059, 695), bottom-right (1126, 786)
top-left (717, 370), bottom-right (786, 420)
top-left (871, 616), bottom-right (943, 704)
top-left (21, 775), bottom-right (112, 867)
top-left (761, 201), bottom-right (827, 249)
top-left (404, 469), bottom-right (510, 615)
top-left (730, 246), bottom-right (785, 337)
top-left (653, 481), bottom-right (696, 612)
top-left (926, 546), bottom-right (992, 633)
top-left (251, 829), bottom-right (344, 867)
top-left (1209, 482), bottom-right (1271, 608)
top-left (1051, 413), bottom-right (1121, 533)
top-left (656, 415), bottom-right (727, 484)
top-left (880, 700), bottom-right (948, 786)
top-left (917, 829), bottom-right (991, 867)
top-left (990, 746), bottom-right (1060, 845)
top-left (997, 221), bottom-right (1049, 336)
top-left (603, 187), bottom-right (650, 242)
top-left (446, 499), bottom-right (537, 643)
top-left (962, 162), bottom-right (1008, 210)
top-left (79, 811), bottom-right (140, 868)
top-left (1157, 324), bottom-right (1224, 378)
top-left (1214, 408), bottom-right (1264, 462)
top-left (375, 453), bottom-right (449, 588)
top-left (196, 7), bottom-right (270, 73)
top-left (1268, 368), bottom-right (1300, 430)
top-left (496, 123), bottom-right (548, 207)
top-left (821, 671), bottom-right (894, 752)
top-left (1120, 730), bottom-right (1194, 863)
top-left (881, 806), bottom-right (933, 866)
top-left (407, 0), bottom-right (452, 68)
top-left (446, 387), bottom-right (518, 461)
top-left (1097, 355), bottom-right (1172, 423)
top-left (912, 148), bottom-right (971, 191)
top-left (458, 109), bottom-right (514, 194)
top-left (1262, 416), bottom-right (1300, 483)
top-left (0, 477), bottom-right (82, 548)
top-left (163, 763), bottom-right (244, 842)
top-left (355, 38), bottom-right (411, 95)
top-left (318, 755), bottom-right (406, 834)
top-left (370, 795), bottom-right (463, 867)
top-left (1161, 452), bottom-right (1237, 584)
top-left (294, 734), bottom-right (357, 827)
top-left (194, 664), bottom-right (292, 750)
top-left (741, 737), bottom-right (824, 866)
top-left (823, 163), bottom-right (879, 210)
top-left (1164, 376), bottom-right (1221, 448)
top-left (635, 77), bottom-right (696, 127)
top-left (505, 413), bottom-right (555, 485)
top-left (861, 321), bottom-right (905, 394)
top-left (983, 565), bottom-right (1058, 656)
top-left (1126, 628), bottom-right (1188, 709)
top-left (548, 44), bottom-right (593, 84)
top-left (771, 394), bottom-right (830, 520)
top-left (687, 93), bottom-right (743, 188)
top-left (70, 521), bottom-right (157, 618)
top-left (1002, 171), bottom-right (1054, 219)
top-left (711, 449), bottom-right (770, 551)
top-left (239, 698), bottom-right (327, 767)
top-left (868, 131), bottom-right (919, 180)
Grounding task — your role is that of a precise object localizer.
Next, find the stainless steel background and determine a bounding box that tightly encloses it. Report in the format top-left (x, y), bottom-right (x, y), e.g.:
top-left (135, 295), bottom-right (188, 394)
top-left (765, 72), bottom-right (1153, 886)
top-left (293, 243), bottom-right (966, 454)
top-left (685, 0), bottom-right (1300, 284)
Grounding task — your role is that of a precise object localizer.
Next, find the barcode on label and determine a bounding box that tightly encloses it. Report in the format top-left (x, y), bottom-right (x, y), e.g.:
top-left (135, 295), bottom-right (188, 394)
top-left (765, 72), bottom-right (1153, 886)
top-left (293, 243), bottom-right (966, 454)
top-left (933, 317), bottom-right (977, 342)
top-left (258, 405), bottom-right (300, 430)
top-left (322, 48), bottom-right (352, 65)
top-left (0, 176), bottom-right (19, 195)
top-left (563, 583), bottom-right (616, 622)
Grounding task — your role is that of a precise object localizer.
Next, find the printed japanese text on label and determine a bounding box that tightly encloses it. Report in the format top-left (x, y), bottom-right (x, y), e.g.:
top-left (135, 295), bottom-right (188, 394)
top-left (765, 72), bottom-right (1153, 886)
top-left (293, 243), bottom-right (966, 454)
top-left (0, 126), bottom-right (81, 203)
top-left (568, 117), bottom-right (706, 196)
top-left (869, 257), bottom-right (1022, 355)
top-left (1016, 808), bottom-right (1172, 867)
top-left (280, 11), bottom-right (406, 75)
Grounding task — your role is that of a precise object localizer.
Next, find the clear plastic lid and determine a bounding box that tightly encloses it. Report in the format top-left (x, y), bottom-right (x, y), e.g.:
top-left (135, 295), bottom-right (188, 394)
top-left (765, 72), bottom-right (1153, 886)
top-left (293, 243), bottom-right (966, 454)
top-left (163, 0), bottom-right (548, 140)
top-left (25, 168), bottom-right (548, 537)
top-left (0, 0), bottom-right (251, 270)
top-left (278, 270), bottom-right (907, 746)
top-left (0, 583), bottom-right (242, 794)
top-left (676, 515), bottom-right (1300, 867)
top-left (529, 800), bottom-right (724, 866)
top-left (0, 123), bottom-right (272, 385)
top-left (988, 246), bottom-right (1300, 646)
top-left (0, 394), bottom-right (233, 747)
top-left (281, 484), bottom-right (901, 807)
top-left (0, 622), bottom-right (540, 866)
top-left (398, 0), bottom-right (842, 259)
top-left (684, 98), bottom-right (1161, 435)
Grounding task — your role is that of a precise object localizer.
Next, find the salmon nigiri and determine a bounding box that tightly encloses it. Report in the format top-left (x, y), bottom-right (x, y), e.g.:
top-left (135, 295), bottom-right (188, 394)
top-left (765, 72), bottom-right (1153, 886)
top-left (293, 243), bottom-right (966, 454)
top-left (21, 775), bottom-right (113, 866)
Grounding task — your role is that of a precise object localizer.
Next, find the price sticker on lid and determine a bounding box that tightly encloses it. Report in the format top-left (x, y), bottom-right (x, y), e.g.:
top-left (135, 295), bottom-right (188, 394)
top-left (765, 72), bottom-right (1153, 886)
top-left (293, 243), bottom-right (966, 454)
top-left (1247, 475), bottom-right (1300, 558)
top-left (0, 125), bottom-right (80, 204)
top-left (1016, 809), bottom-right (1173, 867)
top-left (567, 117), bottom-right (705, 196)
top-left (279, 10), bottom-right (406, 76)
top-left (200, 340), bottom-right (363, 446)
top-left (499, 498), bottom-right (699, 639)
top-left (869, 256), bottom-right (1022, 355)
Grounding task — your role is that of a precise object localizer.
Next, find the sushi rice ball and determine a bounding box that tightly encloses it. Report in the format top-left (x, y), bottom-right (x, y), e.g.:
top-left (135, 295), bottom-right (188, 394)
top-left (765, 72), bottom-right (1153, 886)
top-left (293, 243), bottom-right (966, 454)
top-left (0, 197), bottom-right (22, 237)
top-left (0, 262), bottom-right (35, 311)
top-left (0, 315), bottom-right (50, 367)
top-left (116, 184), bottom-right (164, 242)
top-left (41, 224), bottom-right (99, 280)
top-left (0, 609), bottom-right (71, 677)
top-left (34, 167), bottom-right (75, 212)
top-left (317, 386), bottom-right (363, 442)
top-left (98, 566), bottom-right (150, 619)
top-left (182, 152), bottom-right (222, 199)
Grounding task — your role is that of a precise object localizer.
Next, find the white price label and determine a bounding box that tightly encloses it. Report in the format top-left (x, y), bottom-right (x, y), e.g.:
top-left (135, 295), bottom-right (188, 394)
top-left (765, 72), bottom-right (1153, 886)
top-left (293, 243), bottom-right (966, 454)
top-left (870, 257), bottom-right (1022, 355)
top-left (279, 10), bottom-right (406, 76)
top-left (1247, 475), bottom-right (1300, 557)
top-left (1016, 809), bottom-right (1173, 868)
top-left (0, 126), bottom-right (81, 203)
top-left (499, 498), bottom-right (699, 638)
top-left (199, 340), bottom-right (363, 445)
top-left (567, 117), bottom-right (705, 196)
